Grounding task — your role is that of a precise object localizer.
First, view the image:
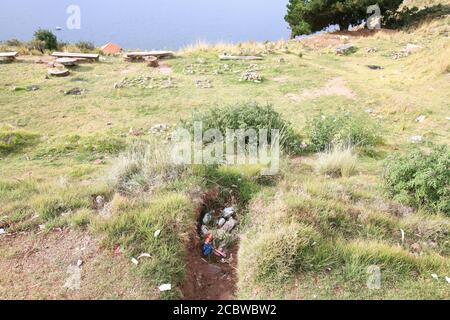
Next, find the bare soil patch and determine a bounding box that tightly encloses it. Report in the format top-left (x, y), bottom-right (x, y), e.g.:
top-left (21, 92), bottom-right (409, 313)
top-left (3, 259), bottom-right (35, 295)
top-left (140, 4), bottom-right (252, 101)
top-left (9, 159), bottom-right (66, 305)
top-left (286, 77), bottom-right (355, 102)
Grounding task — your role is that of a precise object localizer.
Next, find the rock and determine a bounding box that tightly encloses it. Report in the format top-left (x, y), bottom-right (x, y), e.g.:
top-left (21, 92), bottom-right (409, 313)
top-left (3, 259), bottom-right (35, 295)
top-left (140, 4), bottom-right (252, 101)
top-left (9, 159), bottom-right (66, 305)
top-left (404, 43), bottom-right (422, 54)
top-left (239, 71), bottom-right (262, 83)
top-left (95, 195), bottom-right (105, 208)
top-left (367, 65), bottom-right (384, 70)
top-left (410, 135), bottom-right (424, 143)
top-left (48, 68), bottom-right (70, 77)
top-left (415, 115), bottom-right (426, 123)
top-left (64, 87), bottom-right (84, 95)
top-left (411, 243), bottom-right (421, 253)
top-left (149, 123), bottom-right (170, 134)
top-left (129, 127), bottom-right (144, 136)
top-left (195, 79), bottom-right (213, 89)
top-left (336, 44), bottom-right (356, 55)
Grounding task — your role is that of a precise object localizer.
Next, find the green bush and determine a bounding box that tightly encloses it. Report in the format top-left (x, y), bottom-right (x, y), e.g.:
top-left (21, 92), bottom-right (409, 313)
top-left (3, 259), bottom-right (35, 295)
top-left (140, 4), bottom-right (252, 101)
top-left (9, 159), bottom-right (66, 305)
top-left (181, 102), bottom-right (303, 154)
top-left (33, 29), bottom-right (57, 51)
top-left (307, 113), bottom-right (382, 152)
top-left (383, 145), bottom-right (450, 215)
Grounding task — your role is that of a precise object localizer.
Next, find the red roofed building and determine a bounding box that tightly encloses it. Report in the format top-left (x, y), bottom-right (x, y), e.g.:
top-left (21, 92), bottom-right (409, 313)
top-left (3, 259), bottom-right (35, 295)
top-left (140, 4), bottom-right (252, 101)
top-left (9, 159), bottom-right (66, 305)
top-left (100, 42), bottom-right (122, 55)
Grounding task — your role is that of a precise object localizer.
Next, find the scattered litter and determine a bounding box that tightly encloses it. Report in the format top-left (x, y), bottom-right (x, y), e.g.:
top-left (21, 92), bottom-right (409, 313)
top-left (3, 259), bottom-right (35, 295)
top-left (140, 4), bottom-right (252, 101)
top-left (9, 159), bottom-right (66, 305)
top-left (415, 115), bottom-right (426, 123)
top-left (431, 273), bottom-right (439, 280)
top-left (93, 158), bottom-right (104, 165)
top-left (158, 283), bottom-right (171, 292)
top-left (202, 243), bottom-right (214, 256)
top-left (76, 259), bottom-right (83, 267)
top-left (365, 108), bottom-right (374, 114)
top-left (366, 47), bottom-right (377, 53)
top-left (200, 225), bottom-right (209, 237)
top-left (27, 85), bottom-right (40, 91)
top-left (131, 257), bottom-right (139, 265)
top-left (367, 65), bottom-right (384, 70)
top-left (222, 217), bottom-right (238, 232)
top-left (445, 276), bottom-right (450, 284)
top-left (114, 244), bottom-right (125, 256)
top-left (213, 248), bottom-right (226, 258)
top-left (0, 228), bottom-right (5, 235)
top-left (39, 224), bottom-right (46, 230)
top-left (203, 211), bottom-right (213, 225)
top-left (138, 253), bottom-right (151, 259)
top-left (221, 254), bottom-right (234, 264)
top-left (64, 87), bottom-right (84, 95)
top-left (222, 207), bottom-right (234, 219)
top-left (154, 229), bottom-right (161, 238)
top-left (410, 135), bottom-right (424, 143)
top-left (217, 218), bottom-right (226, 228)
top-left (400, 229), bottom-right (405, 244)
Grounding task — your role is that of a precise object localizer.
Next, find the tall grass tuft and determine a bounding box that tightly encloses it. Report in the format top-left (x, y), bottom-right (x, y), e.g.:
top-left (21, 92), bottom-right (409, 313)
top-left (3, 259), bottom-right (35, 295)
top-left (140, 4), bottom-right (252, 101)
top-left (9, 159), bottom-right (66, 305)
top-left (316, 145), bottom-right (358, 178)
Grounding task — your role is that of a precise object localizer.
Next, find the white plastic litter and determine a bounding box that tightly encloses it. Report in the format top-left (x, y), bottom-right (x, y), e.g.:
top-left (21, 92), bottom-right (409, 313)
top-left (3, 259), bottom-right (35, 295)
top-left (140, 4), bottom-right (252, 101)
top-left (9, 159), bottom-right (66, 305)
top-left (222, 217), bottom-right (238, 232)
top-left (431, 273), bottom-right (439, 280)
top-left (0, 228), bottom-right (5, 235)
top-left (158, 283), bottom-right (171, 292)
top-left (203, 211), bottom-right (213, 225)
top-left (400, 229), bottom-right (405, 244)
top-left (445, 276), bottom-right (450, 284)
top-left (222, 207), bottom-right (235, 219)
top-left (131, 258), bottom-right (139, 265)
top-left (138, 253), bottom-right (151, 259)
top-left (154, 229), bottom-right (161, 238)
top-left (76, 259), bottom-right (83, 267)
top-left (217, 218), bottom-right (226, 228)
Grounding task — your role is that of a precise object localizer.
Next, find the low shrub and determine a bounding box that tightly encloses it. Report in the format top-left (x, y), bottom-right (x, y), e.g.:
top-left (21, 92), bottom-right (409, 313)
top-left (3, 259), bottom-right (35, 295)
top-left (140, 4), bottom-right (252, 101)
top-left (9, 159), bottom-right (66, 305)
top-left (383, 145), bottom-right (449, 215)
top-left (181, 102), bottom-right (303, 154)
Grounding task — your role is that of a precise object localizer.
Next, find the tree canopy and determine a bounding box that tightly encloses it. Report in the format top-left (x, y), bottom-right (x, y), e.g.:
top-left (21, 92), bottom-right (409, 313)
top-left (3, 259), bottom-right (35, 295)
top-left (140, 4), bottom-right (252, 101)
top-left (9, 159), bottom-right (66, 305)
top-left (285, 0), bottom-right (404, 37)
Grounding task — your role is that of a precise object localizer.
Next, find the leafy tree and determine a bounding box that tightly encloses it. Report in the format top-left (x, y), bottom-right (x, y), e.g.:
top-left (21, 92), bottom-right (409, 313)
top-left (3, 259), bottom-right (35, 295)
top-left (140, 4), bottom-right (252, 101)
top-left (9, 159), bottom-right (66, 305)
top-left (33, 29), bottom-right (58, 51)
top-left (285, 0), bottom-right (403, 37)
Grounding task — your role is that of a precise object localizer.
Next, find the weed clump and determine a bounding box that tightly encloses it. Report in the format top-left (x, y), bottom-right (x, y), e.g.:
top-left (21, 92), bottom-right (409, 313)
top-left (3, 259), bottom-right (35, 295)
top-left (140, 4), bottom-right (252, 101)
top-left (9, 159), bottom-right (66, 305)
top-left (383, 145), bottom-right (449, 215)
top-left (307, 113), bottom-right (382, 153)
top-left (108, 140), bottom-right (186, 195)
top-left (315, 145), bottom-right (358, 177)
top-left (0, 126), bottom-right (38, 156)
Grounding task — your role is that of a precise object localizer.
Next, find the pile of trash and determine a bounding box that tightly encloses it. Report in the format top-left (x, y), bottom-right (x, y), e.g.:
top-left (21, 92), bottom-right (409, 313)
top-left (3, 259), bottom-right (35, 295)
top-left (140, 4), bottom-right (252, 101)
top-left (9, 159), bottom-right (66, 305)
top-left (114, 76), bottom-right (176, 89)
top-left (200, 207), bottom-right (238, 259)
top-left (239, 71), bottom-right (262, 83)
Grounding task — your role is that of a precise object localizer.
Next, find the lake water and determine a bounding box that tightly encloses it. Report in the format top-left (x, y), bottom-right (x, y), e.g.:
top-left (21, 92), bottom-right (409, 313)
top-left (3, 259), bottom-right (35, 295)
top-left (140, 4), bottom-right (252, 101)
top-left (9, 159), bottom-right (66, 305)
top-left (0, 0), bottom-right (289, 50)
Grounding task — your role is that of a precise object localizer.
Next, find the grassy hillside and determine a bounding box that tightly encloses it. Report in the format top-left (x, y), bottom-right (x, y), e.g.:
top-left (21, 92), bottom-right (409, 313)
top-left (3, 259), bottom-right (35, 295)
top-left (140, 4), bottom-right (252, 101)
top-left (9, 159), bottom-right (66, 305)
top-left (0, 12), bottom-right (449, 299)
